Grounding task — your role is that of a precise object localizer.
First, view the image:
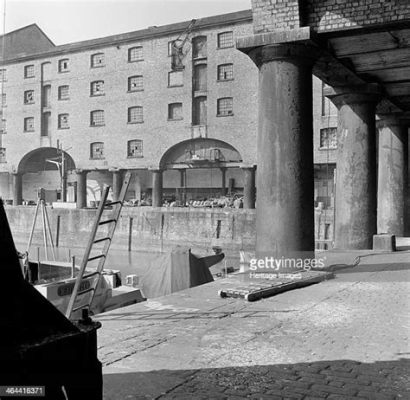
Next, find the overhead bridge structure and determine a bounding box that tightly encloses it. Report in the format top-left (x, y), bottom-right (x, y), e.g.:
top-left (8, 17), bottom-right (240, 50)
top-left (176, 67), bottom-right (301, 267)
top-left (237, 0), bottom-right (410, 254)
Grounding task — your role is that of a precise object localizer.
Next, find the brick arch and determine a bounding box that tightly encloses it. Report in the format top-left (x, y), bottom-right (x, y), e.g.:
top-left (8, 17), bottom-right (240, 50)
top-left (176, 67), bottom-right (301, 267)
top-left (159, 138), bottom-right (242, 169)
top-left (17, 147), bottom-right (75, 174)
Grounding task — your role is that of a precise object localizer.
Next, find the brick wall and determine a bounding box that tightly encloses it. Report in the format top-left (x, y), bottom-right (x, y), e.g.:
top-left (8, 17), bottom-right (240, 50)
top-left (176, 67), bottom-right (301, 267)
top-left (306, 0), bottom-right (410, 32)
top-left (251, 0), bottom-right (303, 33)
top-left (251, 0), bottom-right (410, 34)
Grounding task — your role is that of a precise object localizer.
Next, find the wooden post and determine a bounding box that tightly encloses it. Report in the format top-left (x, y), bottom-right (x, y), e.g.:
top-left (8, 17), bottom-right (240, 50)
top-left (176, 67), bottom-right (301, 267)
top-left (128, 217), bottom-right (133, 252)
top-left (71, 256), bottom-right (76, 278)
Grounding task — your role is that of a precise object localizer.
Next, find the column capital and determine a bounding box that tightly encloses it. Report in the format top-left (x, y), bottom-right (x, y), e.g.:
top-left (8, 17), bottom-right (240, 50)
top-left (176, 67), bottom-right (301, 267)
top-left (247, 42), bottom-right (321, 69)
top-left (109, 167), bottom-right (124, 173)
top-left (240, 164), bottom-right (256, 170)
top-left (324, 84), bottom-right (382, 107)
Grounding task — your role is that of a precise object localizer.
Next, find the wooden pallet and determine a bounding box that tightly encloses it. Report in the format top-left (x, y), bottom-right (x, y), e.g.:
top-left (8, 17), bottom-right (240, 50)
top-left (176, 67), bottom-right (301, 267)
top-left (218, 271), bottom-right (334, 301)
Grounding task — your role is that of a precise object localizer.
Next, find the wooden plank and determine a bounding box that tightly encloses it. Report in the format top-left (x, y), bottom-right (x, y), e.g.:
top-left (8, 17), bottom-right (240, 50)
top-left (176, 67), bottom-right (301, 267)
top-left (359, 66), bottom-right (410, 83)
top-left (329, 32), bottom-right (396, 57)
top-left (329, 28), bottom-right (410, 57)
top-left (343, 48), bottom-right (410, 73)
top-left (384, 81), bottom-right (410, 97)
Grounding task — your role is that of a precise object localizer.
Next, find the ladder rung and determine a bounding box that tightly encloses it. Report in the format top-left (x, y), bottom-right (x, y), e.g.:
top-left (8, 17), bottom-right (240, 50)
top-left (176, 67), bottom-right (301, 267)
top-left (72, 303), bottom-right (90, 312)
top-left (77, 287), bottom-right (96, 296)
top-left (88, 254), bottom-right (106, 262)
top-left (93, 236), bottom-right (111, 244)
top-left (105, 201), bottom-right (121, 207)
top-left (83, 271), bottom-right (99, 279)
top-left (99, 219), bottom-right (116, 225)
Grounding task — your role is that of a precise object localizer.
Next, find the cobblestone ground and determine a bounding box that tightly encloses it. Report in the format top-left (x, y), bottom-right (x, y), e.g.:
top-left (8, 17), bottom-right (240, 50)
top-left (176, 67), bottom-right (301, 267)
top-left (99, 252), bottom-right (410, 399)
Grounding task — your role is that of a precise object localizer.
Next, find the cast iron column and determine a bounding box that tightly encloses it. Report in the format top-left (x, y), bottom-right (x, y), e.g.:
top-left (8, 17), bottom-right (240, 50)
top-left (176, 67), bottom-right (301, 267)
top-left (325, 85), bottom-right (381, 249)
top-left (179, 169), bottom-right (186, 204)
top-left (76, 169), bottom-right (88, 209)
top-left (377, 116), bottom-right (408, 236)
top-left (247, 43), bottom-right (317, 260)
top-left (12, 173), bottom-right (23, 206)
top-left (152, 169), bottom-right (163, 207)
top-left (242, 166), bottom-right (256, 209)
top-left (111, 169), bottom-right (123, 202)
top-left (220, 167), bottom-right (227, 196)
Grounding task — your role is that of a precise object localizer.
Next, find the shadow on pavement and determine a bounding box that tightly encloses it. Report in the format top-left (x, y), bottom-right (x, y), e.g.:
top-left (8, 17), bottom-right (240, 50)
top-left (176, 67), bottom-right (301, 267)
top-left (103, 358), bottom-right (410, 399)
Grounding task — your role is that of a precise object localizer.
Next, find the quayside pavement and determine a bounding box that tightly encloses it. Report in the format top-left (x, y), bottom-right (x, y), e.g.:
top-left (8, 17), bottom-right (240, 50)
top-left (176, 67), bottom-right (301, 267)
top-left (96, 250), bottom-right (410, 399)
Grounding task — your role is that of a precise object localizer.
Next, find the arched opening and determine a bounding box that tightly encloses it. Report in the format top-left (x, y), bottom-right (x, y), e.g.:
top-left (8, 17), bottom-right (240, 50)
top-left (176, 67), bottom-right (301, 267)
top-left (18, 147), bottom-right (76, 203)
top-left (159, 138), bottom-right (244, 206)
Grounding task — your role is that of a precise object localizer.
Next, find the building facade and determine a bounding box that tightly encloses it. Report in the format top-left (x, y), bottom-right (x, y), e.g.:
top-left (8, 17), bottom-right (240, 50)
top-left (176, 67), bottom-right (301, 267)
top-left (0, 10), bottom-right (336, 208)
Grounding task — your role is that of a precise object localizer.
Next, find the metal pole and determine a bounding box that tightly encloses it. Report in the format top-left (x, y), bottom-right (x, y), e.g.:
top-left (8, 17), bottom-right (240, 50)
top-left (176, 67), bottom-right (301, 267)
top-left (44, 204), bottom-right (56, 260)
top-left (56, 215), bottom-right (60, 247)
top-left (128, 217), bottom-right (133, 252)
top-left (41, 200), bottom-right (49, 261)
top-left (37, 246), bottom-right (41, 281)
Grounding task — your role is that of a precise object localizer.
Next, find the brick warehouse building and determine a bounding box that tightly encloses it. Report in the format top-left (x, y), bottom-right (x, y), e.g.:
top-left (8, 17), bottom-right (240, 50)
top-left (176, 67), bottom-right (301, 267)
top-left (0, 9), bottom-right (337, 211)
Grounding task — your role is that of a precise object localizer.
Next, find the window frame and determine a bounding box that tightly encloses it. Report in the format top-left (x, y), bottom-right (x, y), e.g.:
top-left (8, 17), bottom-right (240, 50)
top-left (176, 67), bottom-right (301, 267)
top-left (0, 69), bottom-right (7, 82)
top-left (0, 118), bottom-right (6, 134)
top-left (0, 147), bottom-right (6, 163)
top-left (90, 110), bottom-right (105, 127)
top-left (24, 117), bottom-right (35, 132)
top-left (217, 97), bottom-right (233, 117)
top-left (58, 113), bottom-right (69, 129)
top-left (128, 46), bottom-right (143, 62)
top-left (128, 75), bottom-right (143, 92)
top-left (24, 65), bottom-right (35, 79)
top-left (90, 52), bottom-right (105, 68)
top-left (217, 31), bottom-right (234, 49)
top-left (168, 102), bottom-right (183, 121)
top-left (90, 142), bottom-right (105, 160)
top-left (90, 80), bottom-right (105, 96)
top-left (58, 58), bottom-right (69, 73)
top-left (24, 90), bottom-right (35, 104)
top-left (168, 70), bottom-right (183, 87)
top-left (319, 127), bottom-right (338, 150)
top-left (127, 139), bottom-right (143, 158)
top-left (217, 63), bottom-right (234, 81)
top-left (128, 106), bottom-right (144, 124)
top-left (58, 85), bottom-right (70, 101)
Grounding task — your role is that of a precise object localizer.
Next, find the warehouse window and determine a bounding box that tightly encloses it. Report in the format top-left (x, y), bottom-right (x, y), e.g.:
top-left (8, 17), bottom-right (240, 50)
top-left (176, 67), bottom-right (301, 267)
top-left (58, 85), bottom-right (69, 100)
top-left (58, 114), bottom-right (69, 129)
top-left (90, 110), bottom-right (104, 126)
top-left (91, 80), bottom-right (105, 96)
top-left (168, 103), bottom-right (183, 120)
top-left (217, 64), bottom-right (233, 81)
top-left (320, 127), bottom-right (337, 149)
top-left (1, 93), bottom-right (5, 107)
top-left (217, 97), bottom-right (233, 116)
top-left (127, 139), bottom-right (143, 158)
top-left (168, 71), bottom-right (183, 87)
top-left (58, 59), bottom-right (69, 73)
top-left (128, 46), bottom-right (143, 62)
top-left (128, 75), bottom-right (143, 92)
top-left (24, 65), bottom-right (35, 78)
top-left (217, 31), bottom-right (233, 48)
top-left (0, 119), bottom-right (6, 134)
top-left (128, 106), bottom-right (143, 123)
top-left (24, 117), bottom-right (34, 132)
top-left (0, 69), bottom-right (6, 81)
top-left (91, 53), bottom-right (105, 68)
top-left (90, 142), bottom-right (104, 159)
top-left (0, 148), bottom-right (5, 163)
top-left (24, 90), bottom-right (34, 104)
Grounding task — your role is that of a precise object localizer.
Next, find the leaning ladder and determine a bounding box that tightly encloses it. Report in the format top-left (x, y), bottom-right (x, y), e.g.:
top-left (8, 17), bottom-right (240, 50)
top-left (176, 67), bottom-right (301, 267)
top-left (65, 171), bottom-right (131, 319)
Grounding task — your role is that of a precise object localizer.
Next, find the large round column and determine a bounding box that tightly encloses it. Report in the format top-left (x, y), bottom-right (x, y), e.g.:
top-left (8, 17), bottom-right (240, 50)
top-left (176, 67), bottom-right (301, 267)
top-left (12, 173), bottom-right (23, 206)
top-left (377, 116), bottom-right (408, 236)
top-left (325, 85), bottom-right (380, 249)
top-left (220, 167), bottom-right (227, 196)
top-left (76, 169), bottom-right (88, 209)
top-left (151, 169), bottom-right (163, 207)
top-left (241, 165), bottom-right (256, 209)
top-left (248, 44), bottom-right (318, 260)
top-left (111, 169), bottom-right (123, 202)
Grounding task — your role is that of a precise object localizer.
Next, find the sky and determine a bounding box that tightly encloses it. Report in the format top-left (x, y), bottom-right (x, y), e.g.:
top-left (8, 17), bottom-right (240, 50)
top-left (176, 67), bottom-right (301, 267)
top-left (2, 0), bottom-right (252, 45)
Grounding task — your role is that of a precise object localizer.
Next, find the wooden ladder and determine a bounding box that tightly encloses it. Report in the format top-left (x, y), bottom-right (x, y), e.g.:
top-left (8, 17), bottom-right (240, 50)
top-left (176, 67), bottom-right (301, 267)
top-left (65, 171), bottom-right (131, 319)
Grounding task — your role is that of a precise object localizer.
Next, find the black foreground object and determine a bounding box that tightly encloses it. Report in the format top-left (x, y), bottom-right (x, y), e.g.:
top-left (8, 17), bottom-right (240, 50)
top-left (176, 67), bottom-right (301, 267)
top-left (0, 199), bottom-right (102, 399)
